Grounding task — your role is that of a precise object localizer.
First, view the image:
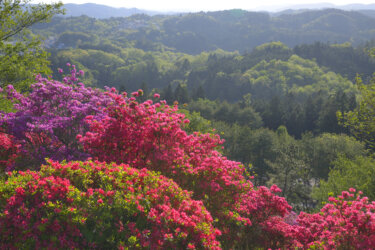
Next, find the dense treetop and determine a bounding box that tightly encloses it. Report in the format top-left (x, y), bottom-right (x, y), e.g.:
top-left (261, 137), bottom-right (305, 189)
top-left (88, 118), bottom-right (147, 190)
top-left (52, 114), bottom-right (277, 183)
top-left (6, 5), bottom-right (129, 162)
top-left (0, 0), bottom-right (63, 90)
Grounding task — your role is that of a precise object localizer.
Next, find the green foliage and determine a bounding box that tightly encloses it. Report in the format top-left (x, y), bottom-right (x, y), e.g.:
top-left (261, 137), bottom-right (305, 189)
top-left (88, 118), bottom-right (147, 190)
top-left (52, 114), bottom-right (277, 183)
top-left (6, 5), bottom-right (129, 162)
top-left (241, 54), bottom-right (354, 99)
top-left (27, 11), bottom-right (367, 111)
top-left (266, 130), bottom-right (312, 211)
top-left (56, 31), bottom-right (93, 48)
top-left (0, 35), bottom-right (51, 91)
top-left (213, 123), bottom-right (278, 185)
top-left (301, 133), bottom-right (367, 179)
top-left (210, 119), bottom-right (368, 207)
top-left (253, 89), bottom-right (357, 137)
top-left (338, 76), bottom-right (375, 151)
top-left (0, 0), bottom-right (63, 89)
top-left (187, 98), bottom-right (263, 129)
top-left (313, 155), bottom-right (375, 206)
top-left (294, 42), bottom-right (375, 81)
top-left (33, 9), bottom-right (375, 54)
top-left (0, 0), bottom-right (63, 42)
top-left (178, 109), bottom-right (213, 134)
top-left (265, 128), bottom-right (368, 210)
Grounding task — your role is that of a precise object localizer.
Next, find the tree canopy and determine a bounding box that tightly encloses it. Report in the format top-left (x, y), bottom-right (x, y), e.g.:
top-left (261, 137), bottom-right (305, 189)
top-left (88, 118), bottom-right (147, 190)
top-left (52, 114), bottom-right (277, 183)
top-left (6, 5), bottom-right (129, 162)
top-left (338, 76), bottom-right (375, 151)
top-left (0, 0), bottom-right (63, 89)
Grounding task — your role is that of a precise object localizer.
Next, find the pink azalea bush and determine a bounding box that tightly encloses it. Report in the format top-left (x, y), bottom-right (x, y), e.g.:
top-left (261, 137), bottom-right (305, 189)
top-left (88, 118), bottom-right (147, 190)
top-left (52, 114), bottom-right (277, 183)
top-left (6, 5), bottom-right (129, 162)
top-left (294, 188), bottom-right (375, 249)
top-left (77, 90), bottom-right (295, 248)
top-left (0, 160), bottom-right (221, 249)
top-left (235, 185), bottom-right (298, 248)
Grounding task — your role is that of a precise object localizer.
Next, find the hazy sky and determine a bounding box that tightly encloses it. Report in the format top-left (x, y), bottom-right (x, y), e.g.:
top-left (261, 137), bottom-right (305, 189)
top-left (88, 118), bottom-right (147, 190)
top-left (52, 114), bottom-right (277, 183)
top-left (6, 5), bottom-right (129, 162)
top-left (32, 1), bottom-right (375, 11)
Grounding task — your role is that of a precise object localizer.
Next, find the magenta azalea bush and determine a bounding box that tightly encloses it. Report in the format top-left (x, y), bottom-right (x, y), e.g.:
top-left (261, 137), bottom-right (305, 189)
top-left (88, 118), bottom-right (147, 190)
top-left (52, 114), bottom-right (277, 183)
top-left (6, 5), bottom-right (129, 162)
top-left (1, 66), bottom-right (375, 249)
top-left (0, 65), bottom-right (112, 170)
top-left (0, 160), bottom-right (221, 249)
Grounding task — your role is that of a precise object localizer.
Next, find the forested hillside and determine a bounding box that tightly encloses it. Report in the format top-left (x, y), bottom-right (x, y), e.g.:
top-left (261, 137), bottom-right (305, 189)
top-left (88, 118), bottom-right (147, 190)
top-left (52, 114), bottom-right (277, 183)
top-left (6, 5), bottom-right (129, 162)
top-left (33, 8), bottom-right (375, 53)
top-left (27, 7), bottom-right (375, 208)
top-left (2, 2), bottom-right (375, 248)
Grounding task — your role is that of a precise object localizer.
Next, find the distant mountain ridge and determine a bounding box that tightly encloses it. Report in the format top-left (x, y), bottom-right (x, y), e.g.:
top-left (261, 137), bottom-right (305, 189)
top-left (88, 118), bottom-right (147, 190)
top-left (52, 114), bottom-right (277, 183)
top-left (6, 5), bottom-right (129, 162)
top-left (60, 3), bottom-right (375, 19)
top-left (342, 3), bottom-right (375, 10)
top-left (257, 2), bottom-right (375, 12)
top-left (61, 3), bottom-right (165, 18)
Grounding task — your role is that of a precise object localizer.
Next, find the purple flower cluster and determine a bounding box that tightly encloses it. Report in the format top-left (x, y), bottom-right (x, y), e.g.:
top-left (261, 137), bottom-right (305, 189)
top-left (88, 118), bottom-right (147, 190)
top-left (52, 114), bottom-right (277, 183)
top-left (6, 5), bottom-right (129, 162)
top-left (0, 65), bottom-right (113, 170)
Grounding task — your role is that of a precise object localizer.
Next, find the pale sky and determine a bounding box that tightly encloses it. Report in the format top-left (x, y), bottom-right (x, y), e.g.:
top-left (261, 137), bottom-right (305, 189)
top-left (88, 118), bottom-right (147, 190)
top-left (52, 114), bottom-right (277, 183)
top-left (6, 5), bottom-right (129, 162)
top-left (32, 0), bottom-right (375, 12)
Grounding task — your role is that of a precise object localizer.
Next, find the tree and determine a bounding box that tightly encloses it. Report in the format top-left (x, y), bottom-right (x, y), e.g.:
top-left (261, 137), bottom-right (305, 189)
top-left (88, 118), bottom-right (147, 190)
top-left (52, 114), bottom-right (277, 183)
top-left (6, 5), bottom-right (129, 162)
top-left (267, 126), bottom-right (313, 210)
top-left (174, 82), bottom-right (190, 104)
top-left (301, 133), bottom-right (367, 180)
top-left (312, 155), bottom-right (375, 206)
top-left (162, 83), bottom-right (174, 104)
top-left (338, 76), bottom-right (375, 151)
top-left (0, 0), bottom-right (63, 90)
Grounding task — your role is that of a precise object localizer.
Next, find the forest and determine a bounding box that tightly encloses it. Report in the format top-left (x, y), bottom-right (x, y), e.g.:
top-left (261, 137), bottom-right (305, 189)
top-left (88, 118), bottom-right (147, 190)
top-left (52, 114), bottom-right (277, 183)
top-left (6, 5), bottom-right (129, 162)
top-left (1, 1), bottom-right (375, 249)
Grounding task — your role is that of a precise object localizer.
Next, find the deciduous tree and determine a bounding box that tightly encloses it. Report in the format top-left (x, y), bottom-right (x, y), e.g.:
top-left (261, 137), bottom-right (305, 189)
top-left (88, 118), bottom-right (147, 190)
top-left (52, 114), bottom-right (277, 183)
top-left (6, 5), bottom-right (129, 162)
top-left (0, 0), bottom-right (63, 89)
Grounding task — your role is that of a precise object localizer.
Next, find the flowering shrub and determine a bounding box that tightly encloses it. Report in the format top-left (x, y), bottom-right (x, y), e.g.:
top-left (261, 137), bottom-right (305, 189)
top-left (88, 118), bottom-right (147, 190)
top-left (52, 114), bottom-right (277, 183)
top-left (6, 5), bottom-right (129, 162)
top-left (1, 67), bottom-right (375, 249)
top-left (0, 131), bottom-right (20, 171)
top-left (0, 160), bottom-right (221, 249)
top-left (78, 90), bottom-right (294, 248)
top-left (236, 185), bottom-right (297, 248)
top-left (294, 189), bottom-right (375, 249)
top-left (0, 65), bottom-right (112, 170)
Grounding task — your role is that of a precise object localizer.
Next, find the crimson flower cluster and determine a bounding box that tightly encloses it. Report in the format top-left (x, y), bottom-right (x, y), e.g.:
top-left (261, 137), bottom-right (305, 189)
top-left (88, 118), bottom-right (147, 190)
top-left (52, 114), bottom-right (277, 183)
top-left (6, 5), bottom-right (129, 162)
top-left (0, 131), bottom-right (20, 171)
